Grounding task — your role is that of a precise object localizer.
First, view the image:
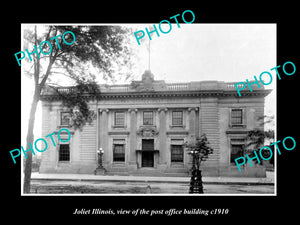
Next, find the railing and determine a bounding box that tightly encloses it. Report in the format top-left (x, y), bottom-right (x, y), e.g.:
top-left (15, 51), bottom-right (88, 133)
top-left (56, 87), bottom-right (74, 94)
top-left (226, 82), bottom-right (242, 89)
top-left (102, 83), bottom-right (191, 92)
top-left (50, 81), bottom-right (258, 95)
top-left (226, 81), bottom-right (264, 90)
top-left (167, 83), bottom-right (190, 90)
top-left (107, 85), bottom-right (130, 92)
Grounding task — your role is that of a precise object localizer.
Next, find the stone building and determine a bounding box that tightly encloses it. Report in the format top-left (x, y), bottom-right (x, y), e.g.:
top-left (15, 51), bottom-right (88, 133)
top-left (39, 70), bottom-right (271, 177)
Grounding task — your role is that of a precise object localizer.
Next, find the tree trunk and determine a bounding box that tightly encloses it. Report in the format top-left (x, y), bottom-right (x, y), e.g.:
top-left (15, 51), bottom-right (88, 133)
top-left (23, 90), bottom-right (39, 194)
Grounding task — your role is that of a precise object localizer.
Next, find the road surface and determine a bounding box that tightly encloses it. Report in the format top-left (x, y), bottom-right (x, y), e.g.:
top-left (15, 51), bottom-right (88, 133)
top-left (30, 179), bottom-right (274, 194)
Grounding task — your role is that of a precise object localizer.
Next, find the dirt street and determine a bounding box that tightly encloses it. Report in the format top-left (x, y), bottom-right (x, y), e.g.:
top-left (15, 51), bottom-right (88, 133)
top-left (30, 179), bottom-right (274, 194)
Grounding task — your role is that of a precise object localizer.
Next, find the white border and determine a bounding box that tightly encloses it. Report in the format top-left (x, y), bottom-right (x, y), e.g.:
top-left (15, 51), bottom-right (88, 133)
top-left (21, 23), bottom-right (277, 196)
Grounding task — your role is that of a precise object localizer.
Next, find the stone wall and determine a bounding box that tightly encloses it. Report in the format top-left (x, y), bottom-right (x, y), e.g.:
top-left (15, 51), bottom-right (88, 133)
top-left (39, 78), bottom-right (270, 177)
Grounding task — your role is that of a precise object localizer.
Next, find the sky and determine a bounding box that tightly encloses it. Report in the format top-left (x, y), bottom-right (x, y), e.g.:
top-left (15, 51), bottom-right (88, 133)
top-left (133, 24), bottom-right (276, 83)
top-left (21, 23), bottom-right (276, 147)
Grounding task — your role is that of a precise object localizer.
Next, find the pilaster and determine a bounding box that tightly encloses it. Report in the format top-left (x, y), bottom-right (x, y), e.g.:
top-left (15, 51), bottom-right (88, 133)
top-left (128, 108), bottom-right (138, 168)
top-left (158, 108), bottom-right (168, 166)
top-left (188, 107), bottom-right (198, 142)
top-left (99, 108), bottom-right (109, 165)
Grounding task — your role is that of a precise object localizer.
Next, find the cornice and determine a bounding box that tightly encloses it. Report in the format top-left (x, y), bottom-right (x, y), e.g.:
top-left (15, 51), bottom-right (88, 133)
top-left (40, 89), bottom-right (271, 101)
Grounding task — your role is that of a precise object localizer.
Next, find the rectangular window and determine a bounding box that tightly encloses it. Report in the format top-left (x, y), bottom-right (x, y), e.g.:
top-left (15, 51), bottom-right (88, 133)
top-left (113, 143), bottom-right (125, 162)
top-left (61, 112), bottom-right (71, 126)
top-left (171, 145), bottom-right (184, 163)
top-left (143, 111), bottom-right (153, 125)
top-left (172, 111), bottom-right (183, 126)
top-left (230, 144), bottom-right (244, 163)
top-left (114, 111), bottom-right (125, 127)
top-left (231, 109), bottom-right (243, 126)
top-left (59, 144), bottom-right (70, 161)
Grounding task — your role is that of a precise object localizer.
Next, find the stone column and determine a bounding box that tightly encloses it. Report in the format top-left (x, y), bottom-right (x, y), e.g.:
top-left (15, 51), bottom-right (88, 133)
top-left (128, 108), bottom-right (138, 170)
top-left (158, 108), bottom-right (168, 169)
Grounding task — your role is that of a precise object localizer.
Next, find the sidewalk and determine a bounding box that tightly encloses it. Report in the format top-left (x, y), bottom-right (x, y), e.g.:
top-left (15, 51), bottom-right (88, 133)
top-left (31, 172), bottom-right (274, 185)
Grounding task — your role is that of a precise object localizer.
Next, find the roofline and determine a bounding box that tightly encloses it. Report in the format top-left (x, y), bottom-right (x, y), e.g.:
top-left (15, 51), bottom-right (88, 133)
top-left (40, 89), bottom-right (272, 101)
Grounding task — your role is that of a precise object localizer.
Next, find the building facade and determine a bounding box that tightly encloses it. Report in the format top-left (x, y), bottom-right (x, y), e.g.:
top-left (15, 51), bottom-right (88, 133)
top-left (39, 71), bottom-right (271, 177)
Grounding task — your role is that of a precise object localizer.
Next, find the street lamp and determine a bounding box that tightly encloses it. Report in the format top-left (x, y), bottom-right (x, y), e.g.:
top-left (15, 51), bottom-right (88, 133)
top-left (97, 147), bottom-right (104, 168)
top-left (94, 147), bottom-right (105, 175)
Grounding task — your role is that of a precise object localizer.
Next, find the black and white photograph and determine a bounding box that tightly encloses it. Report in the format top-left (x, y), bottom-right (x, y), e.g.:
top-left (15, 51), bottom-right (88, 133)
top-left (20, 23), bottom-right (276, 195)
top-left (4, 5), bottom-right (298, 221)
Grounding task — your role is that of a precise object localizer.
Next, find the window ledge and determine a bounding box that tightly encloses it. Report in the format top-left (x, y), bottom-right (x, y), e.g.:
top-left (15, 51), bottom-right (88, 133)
top-left (229, 124), bottom-right (246, 128)
top-left (112, 162), bottom-right (126, 166)
top-left (58, 125), bottom-right (71, 128)
top-left (112, 125), bottom-right (127, 129)
top-left (170, 125), bottom-right (185, 128)
top-left (171, 162), bottom-right (184, 167)
top-left (226, 129), bottom-right (248, 134)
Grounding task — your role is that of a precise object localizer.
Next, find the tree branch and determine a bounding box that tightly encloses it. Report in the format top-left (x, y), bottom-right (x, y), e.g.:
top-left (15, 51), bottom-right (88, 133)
top-left (49, 71), bottom-right (76, 80)
top-left (39, 56), bottom-right (55, 91)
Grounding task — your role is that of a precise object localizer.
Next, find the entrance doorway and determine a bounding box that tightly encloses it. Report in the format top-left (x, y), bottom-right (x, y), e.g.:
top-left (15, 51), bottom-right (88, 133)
top-left (142, 139), bottom-right (154, 167)
top-left (142, 151), bottom-right (154, 167)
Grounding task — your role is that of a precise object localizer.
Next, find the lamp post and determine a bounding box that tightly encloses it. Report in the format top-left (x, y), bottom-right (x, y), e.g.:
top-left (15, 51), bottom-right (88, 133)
top-left (97, 148), bottom-right (104, 168)
top-left (188, 149), bottom-right (203, 194)
top-left (185, 134), bottom-right (213, 194)
top-left (95, 147), bottom-right (105, 175)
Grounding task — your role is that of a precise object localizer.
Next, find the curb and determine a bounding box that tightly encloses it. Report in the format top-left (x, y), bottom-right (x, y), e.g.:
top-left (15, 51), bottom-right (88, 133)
top-left (30, 174), bottom-right (274, 185)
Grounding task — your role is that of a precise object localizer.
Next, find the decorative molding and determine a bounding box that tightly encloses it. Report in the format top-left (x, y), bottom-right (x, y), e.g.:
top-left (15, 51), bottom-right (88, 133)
top-left (136, 126), bottom-right (159, 137)
top-left (40, 89), bottom-right (272, 102)
top-left (188, 107), bottom-right (199, 112)
top-left (157, 108), bottom-right (168, 112)
top-left (99, 108), bottom-right (109, 113)
top-left (166, 130), bottom-right (189, 135)
top-left (136, 149), bottom-right (159, 153)
top-left (131, 70), bottom-right (155, 92)
top-left (128, 108), bottom-right (138, 113)
top-left (108, 131), bottom-right (130, 135)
